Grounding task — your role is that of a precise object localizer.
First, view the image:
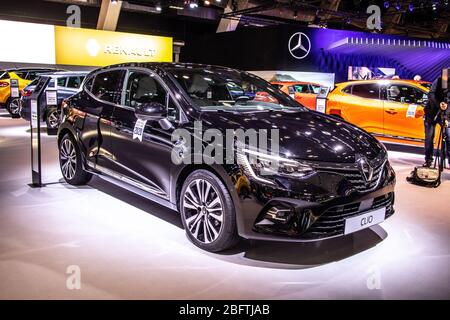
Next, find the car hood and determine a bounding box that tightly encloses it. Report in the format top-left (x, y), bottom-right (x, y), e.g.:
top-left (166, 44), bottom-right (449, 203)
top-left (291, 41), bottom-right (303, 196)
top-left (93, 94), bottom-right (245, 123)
top-left (199, 109), bottom-right (385, 163)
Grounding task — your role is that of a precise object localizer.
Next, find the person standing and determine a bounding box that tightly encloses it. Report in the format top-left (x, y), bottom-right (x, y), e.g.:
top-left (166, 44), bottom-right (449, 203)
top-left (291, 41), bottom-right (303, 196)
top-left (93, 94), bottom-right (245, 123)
top-left (423, 76), bottom-right (450, 167)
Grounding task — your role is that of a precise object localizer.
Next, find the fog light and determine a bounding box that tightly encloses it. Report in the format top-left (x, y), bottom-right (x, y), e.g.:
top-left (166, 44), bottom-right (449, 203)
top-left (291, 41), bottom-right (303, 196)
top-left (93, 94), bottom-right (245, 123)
top-left (266, 206), bottom-right (292, 222)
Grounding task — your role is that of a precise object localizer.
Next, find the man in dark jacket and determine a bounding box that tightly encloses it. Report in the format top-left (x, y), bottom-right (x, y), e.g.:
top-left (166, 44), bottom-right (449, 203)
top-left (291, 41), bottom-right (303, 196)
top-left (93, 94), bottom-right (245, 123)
top-left (424, 76), bottom-right (449, 167)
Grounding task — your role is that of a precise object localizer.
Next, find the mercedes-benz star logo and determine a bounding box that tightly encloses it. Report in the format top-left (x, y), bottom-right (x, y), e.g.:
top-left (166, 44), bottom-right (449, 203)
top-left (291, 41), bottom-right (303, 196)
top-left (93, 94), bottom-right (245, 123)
top-left (288, 32), bottom-right (311, 60)
top-left (356, 154), bottom-right (374, 183)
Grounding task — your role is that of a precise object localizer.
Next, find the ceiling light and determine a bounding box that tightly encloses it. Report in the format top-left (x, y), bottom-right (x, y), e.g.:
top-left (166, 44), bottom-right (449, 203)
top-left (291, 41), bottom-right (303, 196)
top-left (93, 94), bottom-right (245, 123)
top-left (204, 0), bottom-right (210, 5)
top-left (186, 0), bottom-right (198, 8)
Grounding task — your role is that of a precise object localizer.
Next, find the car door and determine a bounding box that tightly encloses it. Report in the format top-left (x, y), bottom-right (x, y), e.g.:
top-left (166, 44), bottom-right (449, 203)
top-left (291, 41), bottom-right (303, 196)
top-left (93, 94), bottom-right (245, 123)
top-left (382, 83), bottom-right (427, 140)
top-left (79, 69), bottom-right (125, 171)
top-left (109, 68), bottom-right (179, 200)
top-left (292, 83), bottom-right (317, 110)
top-left (337, 83), bottom-right (384, 135)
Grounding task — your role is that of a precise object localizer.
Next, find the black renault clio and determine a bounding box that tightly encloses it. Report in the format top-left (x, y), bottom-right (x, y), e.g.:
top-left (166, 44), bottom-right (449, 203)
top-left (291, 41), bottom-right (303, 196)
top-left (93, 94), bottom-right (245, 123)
top-left (58, 63), bottom-right (395, 252)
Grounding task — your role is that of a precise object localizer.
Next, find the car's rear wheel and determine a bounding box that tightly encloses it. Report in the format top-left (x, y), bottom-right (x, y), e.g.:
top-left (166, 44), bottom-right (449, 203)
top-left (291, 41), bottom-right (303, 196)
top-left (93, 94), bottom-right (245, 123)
top-left (46, 107), bottom-right (60, 129)
top-left (180, 170), bottom-right (239, 252)
top-left (7, 98), bottom-right (21, 118)
top-left (59, 133), bottom-right (92, 185)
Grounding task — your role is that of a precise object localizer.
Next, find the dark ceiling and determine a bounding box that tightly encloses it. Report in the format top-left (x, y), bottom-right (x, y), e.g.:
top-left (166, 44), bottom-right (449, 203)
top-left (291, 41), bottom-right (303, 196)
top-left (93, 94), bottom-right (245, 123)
top-left (0, 0), bottom-right (448, 40)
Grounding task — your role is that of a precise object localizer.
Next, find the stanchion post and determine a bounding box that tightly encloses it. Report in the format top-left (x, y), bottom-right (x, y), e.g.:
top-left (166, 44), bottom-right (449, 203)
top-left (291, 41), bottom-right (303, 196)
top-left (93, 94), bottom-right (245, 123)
top-left (29, 76), bottom-right (51, 188)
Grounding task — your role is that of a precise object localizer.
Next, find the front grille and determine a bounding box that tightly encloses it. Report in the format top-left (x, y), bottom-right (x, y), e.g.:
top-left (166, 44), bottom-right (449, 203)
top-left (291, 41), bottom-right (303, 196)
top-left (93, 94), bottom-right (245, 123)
top-left (318, 160), bottom-right (386, 193)
top-left (303, 192), bottom-right (394, 238)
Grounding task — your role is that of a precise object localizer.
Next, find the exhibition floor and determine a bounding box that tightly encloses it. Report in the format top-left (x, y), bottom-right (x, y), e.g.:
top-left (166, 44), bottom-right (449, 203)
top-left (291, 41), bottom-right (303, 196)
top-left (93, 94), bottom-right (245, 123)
top-left (0, 112), bottom-right (449, 300)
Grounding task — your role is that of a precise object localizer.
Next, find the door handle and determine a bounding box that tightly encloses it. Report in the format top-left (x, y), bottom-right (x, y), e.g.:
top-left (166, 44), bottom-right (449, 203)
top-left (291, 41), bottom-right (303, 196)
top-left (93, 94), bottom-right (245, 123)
top-left (385, 109), bottom-right (398, 115)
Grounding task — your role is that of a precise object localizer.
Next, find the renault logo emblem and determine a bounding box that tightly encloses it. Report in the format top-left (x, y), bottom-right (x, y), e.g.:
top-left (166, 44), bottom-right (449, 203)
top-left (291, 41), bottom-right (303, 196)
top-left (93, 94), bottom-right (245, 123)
top-left (356, 154), bottom-right (374, 183)
top-left (288, 32), bottom-right (311, 60)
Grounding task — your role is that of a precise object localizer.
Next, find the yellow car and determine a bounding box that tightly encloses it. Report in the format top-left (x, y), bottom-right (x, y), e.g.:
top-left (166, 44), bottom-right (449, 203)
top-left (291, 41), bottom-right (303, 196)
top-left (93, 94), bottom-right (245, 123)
top-left (326, 79), bottom-right (432, 145)
top-left (0, 68), bottom-right (62, 117)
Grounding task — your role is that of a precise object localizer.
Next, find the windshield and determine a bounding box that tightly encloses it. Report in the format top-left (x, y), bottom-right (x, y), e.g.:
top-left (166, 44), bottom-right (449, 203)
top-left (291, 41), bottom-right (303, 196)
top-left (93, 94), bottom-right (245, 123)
top-left (166, 67), bottom-right (306, 111)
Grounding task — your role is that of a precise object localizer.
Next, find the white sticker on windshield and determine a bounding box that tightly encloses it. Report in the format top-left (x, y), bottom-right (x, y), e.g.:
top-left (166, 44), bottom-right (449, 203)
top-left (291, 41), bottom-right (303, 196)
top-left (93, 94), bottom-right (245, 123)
top-left (207, 91), bottom-right (212, 99)
top-left (406, 104), bottom-right (417, 118)
top-left (133, 119), bottom-right (147, 142)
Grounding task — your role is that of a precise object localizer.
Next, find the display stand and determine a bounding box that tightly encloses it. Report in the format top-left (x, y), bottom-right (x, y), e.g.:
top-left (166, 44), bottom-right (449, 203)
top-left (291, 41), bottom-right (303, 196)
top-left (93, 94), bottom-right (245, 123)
top-left (29, 76), bottom-right (51, 188)
top-left (315, 86), bottom-right (330, 113)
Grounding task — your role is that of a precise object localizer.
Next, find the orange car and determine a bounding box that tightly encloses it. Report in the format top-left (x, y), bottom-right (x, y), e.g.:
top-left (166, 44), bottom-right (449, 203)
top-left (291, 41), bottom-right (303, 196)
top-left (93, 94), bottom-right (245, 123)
top-left (326, 79), bottom-right (432, 145)
top-left (272, 81), bottom-right (322, 110)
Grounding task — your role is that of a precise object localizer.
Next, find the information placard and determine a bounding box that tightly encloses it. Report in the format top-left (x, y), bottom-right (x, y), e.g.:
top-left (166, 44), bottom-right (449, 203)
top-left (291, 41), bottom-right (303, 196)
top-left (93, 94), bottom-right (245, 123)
top-left (316, 98), bottom-right (326, 113)
top-left (46, 90), bottom-right (57, 106)
top-left (10, 78), bottom-right (19, 98)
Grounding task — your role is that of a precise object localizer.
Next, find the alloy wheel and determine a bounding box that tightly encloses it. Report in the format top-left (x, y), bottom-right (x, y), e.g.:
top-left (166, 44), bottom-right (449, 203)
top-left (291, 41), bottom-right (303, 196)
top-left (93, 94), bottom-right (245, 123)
top-left (183, 179), bottom-right (224, 244)
top-left (60, 138), bottom-right (77, 180)
top-left (47, 110), bottom-right (60, 128)
top-left (9, 98), bottom-right (20, 115)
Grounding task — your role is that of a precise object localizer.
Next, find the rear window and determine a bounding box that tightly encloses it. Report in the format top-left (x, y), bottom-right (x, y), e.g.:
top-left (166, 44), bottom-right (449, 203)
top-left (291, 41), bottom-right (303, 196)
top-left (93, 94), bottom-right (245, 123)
top-left (27, 78), bottom-right (39, 88)
top-left (0, 71), bottom-right (9, 80)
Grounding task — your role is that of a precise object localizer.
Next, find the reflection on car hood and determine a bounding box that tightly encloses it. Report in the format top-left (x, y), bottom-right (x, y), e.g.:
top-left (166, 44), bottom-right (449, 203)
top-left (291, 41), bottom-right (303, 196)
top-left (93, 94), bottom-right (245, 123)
top-left (200, 110), bottom-right (385, 163)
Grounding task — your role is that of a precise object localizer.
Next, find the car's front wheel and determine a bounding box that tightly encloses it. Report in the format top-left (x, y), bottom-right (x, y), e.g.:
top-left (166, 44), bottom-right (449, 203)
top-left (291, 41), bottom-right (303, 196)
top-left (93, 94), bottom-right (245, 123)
top-left (59, 133), bottom-right (92, 185)
top-left (180, 170), bottom-right (239, 252)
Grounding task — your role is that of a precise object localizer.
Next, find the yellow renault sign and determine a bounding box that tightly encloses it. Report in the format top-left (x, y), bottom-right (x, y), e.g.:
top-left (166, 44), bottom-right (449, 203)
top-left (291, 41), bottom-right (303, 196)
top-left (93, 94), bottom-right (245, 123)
top-left (55, 26), bottom-right (172, 66)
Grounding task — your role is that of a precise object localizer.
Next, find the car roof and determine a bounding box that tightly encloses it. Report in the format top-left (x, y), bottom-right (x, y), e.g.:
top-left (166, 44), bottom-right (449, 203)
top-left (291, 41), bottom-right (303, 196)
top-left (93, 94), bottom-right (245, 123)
top-left (90, 62), bottom-right (240, 75)
top-left (6, 67), bottom-right (64, 72)
top-left (271, 81), bottom-right (321, 86)
top-left (40, 71), bottom-right (88, 76)
top-left (336, 79), bottom-right (429, 87)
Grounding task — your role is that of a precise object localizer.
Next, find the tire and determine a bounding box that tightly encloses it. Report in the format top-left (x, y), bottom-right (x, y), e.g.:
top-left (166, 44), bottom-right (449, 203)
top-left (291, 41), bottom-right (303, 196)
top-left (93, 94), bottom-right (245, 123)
top-left (46, 107), bottom-right (60, 129)
top-left (180, 169), bottom-right (239, 252)
top-left (7, 98), bottom-right (21, 118)
top-left (59, 133), bottom-right (92, 185)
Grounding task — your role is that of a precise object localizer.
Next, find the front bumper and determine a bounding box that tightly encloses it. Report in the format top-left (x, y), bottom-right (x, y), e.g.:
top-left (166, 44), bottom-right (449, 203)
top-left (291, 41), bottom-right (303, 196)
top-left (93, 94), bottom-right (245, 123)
top-left (231, 159), bottom-right (396, 242)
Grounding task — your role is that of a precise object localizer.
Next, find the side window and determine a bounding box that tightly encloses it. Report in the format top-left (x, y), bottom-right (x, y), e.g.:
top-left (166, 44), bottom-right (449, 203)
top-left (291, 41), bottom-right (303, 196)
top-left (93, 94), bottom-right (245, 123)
top-left (310, 84), bottom-right (321, 94)
top-left (123, 70), bottom-right (179, 120)
top-left (342, 85), bottom-right (352, 94)
top-left (293, 84), bottom-right (310, 93)
top-left (57, 77), bottom-right (67, 87)
top-left (288, 86), bottom-right (295, 95)
top-left (91, 70), bottom-right (124, 103)
top-left (124, 71), bottom-right (167, 108)
top-left (387, 85), bottom-right (427, 104)
top-left (352, 84), bottom-right (379, 99)
top-left (67, 76), bottom-right (82, 88)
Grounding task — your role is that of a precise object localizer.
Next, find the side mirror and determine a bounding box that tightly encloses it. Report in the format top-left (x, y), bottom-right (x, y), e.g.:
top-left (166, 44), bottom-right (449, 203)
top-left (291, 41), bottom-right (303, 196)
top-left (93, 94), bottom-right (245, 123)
top-left (135, 102), bottom-right (166, 121)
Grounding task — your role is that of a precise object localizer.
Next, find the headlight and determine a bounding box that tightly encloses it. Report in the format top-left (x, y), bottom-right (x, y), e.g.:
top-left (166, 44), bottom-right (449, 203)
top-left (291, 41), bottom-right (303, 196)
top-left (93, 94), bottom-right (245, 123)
top-left (236, 148), bottom-right (315, 185)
